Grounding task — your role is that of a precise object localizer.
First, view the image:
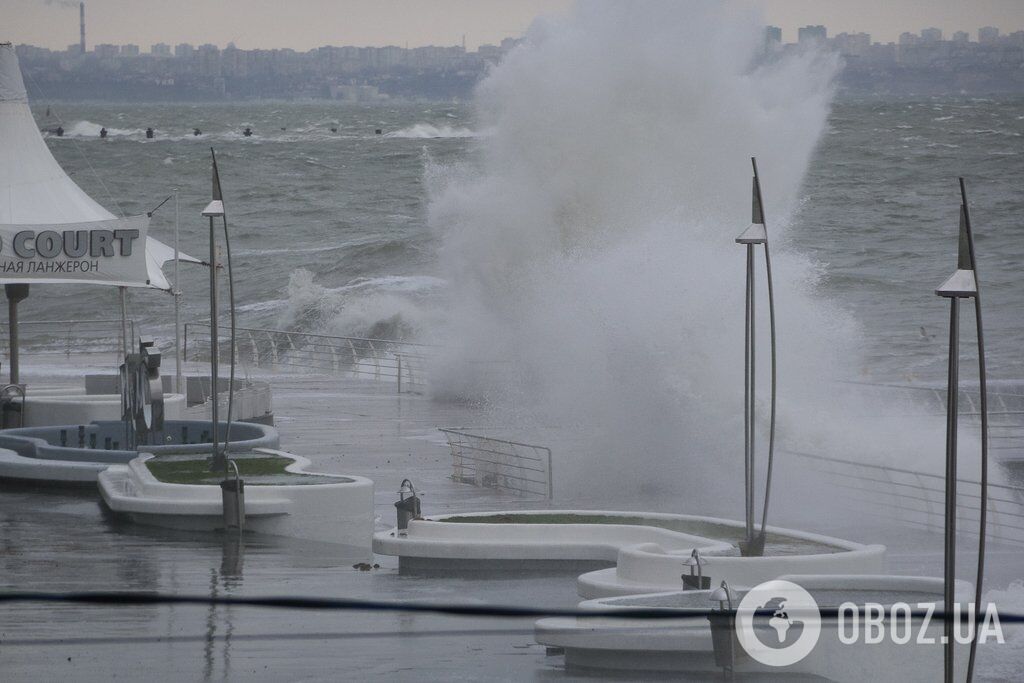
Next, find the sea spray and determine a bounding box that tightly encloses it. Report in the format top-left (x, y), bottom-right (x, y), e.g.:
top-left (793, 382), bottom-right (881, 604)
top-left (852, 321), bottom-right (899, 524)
top-left (426, 0), bottom-right (953, 508)
top-left (274, 268), bottom-right (445, 341)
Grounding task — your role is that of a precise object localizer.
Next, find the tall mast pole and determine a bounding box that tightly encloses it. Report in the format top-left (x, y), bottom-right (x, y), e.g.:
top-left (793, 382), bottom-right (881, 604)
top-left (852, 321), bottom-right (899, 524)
top-left (935, 178), bottom-right (986, 683)
top-left (202, 161), bottom-right (226, 472)
top-left (735, 157), bottom-right (776, 557)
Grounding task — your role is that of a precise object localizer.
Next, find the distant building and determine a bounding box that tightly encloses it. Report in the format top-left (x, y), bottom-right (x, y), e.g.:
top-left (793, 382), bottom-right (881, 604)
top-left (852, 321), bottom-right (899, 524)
top-left (978, 27), bottom-right (1000, 44)
top-left (477, 44), bottom-right (501, 61)
top-left (798, 25), bottom-right (827, 45)
top-left (834, 32), bottom-right (871, 57)
top-left (329, 83), bottom-right (383, 102)
top-left (920, 28), bottom-right (943, 43)
top-left (174, 43), bottom-right (194, 58)
top-left (898, 32), bottom-right (919, 46)
top-left (151, 43), bottom-right (171, 56)
top-left (952, 31), bottom-right (970, 44)
top-left (94, 44), bottom-right (119, 59)
top-left (764, 25), bottom-right (782, 49)
top-left (120, 44), bottom-right (140, 57)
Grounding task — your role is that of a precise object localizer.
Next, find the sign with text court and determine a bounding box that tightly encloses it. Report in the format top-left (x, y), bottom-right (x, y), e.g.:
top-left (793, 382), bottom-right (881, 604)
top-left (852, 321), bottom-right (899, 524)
top-left (0, 215), bottom-right (152, 287)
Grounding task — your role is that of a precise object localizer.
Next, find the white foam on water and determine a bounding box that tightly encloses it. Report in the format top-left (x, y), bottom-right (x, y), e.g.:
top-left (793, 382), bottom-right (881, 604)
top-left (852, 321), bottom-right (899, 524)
top-left (273, 269), bottom-right (445, 341)
top-left (56, 120), bottom-right (145, 138)
top-left (385, 124), bottom-right (477, 139)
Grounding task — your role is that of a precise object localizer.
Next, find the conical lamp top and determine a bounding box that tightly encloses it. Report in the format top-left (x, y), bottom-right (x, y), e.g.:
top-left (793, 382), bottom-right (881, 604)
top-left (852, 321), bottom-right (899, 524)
top-left (936, 191), bottom-right (977, 298)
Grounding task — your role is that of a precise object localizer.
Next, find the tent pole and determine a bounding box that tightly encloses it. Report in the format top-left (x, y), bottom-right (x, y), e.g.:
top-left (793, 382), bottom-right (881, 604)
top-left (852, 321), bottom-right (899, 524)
top-left (5, 284), bottom-right (29, 385)
top-left (173, 190), bottom-right (183, 395)
top-left (118, 286), bottom-right (129, 359)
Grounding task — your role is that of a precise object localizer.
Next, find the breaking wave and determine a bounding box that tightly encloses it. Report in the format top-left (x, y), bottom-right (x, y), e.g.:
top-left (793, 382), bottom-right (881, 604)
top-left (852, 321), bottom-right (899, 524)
top-left (53, 120), bottom-right (144, 137)
top-left (273, 269), bottom-right (445, 341)
top-left (385, 124), bottom-right (477, 139)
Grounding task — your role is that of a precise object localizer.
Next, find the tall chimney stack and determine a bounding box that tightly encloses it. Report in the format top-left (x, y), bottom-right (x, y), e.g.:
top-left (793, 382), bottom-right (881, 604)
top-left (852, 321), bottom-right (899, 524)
top-left (79, 2), bottom-right (86, 54)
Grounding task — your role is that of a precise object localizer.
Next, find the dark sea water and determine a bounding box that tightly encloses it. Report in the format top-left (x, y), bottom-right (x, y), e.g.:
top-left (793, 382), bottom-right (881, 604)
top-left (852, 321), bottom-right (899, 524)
top-left (28, 95), bottom-right (1024, 384)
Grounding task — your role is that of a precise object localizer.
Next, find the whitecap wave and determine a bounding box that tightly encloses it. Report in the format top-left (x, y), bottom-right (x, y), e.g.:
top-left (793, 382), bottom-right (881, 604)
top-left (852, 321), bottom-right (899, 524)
top-left (273, 269), bottom-right (446, 341)
top-left (61, 120), bottom-right (144, 137)
top-left (385, 124), bottom-right (477, 139)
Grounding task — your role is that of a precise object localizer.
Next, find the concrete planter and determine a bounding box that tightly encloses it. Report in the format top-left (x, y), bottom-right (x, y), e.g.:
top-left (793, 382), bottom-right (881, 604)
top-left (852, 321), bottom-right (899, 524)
top-left (0, 420), bottom-right (279, 484)
top-left (373, 510), bottom-right (883, 584)
top-left (99, 450), bottom-right (374, 548)
top-left (535, 574), bottom-right (971, 682)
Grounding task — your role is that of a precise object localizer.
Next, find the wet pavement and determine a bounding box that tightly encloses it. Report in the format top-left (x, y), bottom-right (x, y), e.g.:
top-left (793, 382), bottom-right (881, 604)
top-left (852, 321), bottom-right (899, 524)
top-left (1, 363), bottom-right (1022, 680)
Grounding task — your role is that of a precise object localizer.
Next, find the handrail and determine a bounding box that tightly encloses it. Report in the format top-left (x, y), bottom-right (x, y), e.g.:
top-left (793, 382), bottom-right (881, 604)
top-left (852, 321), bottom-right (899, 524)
top-left (184, 322), bottom-right (436, 348)
top-left (0, 318), bottom-right (137, 359)
top-left (439, 428), bottom-right (554, 500)
top-left (183, 322), bottom-right (429, 393)
top-left (782, 448), bottom-right (1024, 547)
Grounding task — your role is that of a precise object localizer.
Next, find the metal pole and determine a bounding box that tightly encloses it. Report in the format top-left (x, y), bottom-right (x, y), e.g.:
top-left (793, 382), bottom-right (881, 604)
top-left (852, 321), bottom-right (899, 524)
top-left (746, 243), bottom-right (756, 541)
top-left (209, 215), bottom-right (220, 467)
top-left (5, 284), bottom-right (28, 384)
top-left (756, 157), bottom-right (778, 544)
top-left (6, 295), bottom-right (16, 385)
top-left (173, 190), bottom-right (183, 395)
top-left (119, 286), bottom-right (129, 359)
top-left (944, 297), bottom-right (959, 683)
top-left (961, 179), bottom-right (988, 683)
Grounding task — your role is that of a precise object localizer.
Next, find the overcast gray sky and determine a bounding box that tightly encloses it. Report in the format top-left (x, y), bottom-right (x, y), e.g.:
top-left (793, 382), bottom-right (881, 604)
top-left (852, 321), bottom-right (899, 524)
top-left (5, 0), bottom-right (1024, 51)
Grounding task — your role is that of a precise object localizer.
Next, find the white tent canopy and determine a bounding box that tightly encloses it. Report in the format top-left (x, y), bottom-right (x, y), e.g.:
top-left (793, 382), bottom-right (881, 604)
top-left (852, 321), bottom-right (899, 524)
top-left (0, 42), bottom-right (200, 291)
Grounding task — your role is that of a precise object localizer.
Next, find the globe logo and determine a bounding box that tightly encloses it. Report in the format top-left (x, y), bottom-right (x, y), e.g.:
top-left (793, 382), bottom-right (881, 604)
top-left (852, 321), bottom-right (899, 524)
top-left (736, 579), bottom-right (821, 667)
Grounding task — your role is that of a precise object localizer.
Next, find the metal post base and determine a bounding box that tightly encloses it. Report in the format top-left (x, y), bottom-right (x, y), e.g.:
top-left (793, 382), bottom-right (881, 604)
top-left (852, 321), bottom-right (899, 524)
top-left (738, 531), bottom-right (766, 557)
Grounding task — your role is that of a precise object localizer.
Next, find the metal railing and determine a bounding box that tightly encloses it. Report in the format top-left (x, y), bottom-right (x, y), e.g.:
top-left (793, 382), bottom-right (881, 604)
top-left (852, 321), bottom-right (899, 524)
top-left (783, 449), bottom-right (1024, 547)
top-left (439, 428), bottom-right (553, 500)
top-left (0, 318), bottom-right (136, 359)
top-left (183, 323), bottom-right (430, 393)
top-left (839, 380), bottom-right (1024, 461)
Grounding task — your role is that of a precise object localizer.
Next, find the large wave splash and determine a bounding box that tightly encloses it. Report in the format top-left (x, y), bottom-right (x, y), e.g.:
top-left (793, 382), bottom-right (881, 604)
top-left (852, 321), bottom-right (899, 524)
top-left (273, 269), bottom-right (445, 341)
top-left (426, 1), bottom-right (943, 503)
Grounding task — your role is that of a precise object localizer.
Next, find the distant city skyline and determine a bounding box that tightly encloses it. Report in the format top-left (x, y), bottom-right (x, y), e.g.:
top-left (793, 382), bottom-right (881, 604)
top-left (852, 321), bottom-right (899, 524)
top-left (5, 0), bottom-right (1024, 52)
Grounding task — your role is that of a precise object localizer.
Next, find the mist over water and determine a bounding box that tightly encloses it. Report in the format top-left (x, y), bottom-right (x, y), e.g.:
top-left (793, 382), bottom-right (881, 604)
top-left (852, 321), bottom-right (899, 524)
top-left (426, 0), bottom-right (951, 501)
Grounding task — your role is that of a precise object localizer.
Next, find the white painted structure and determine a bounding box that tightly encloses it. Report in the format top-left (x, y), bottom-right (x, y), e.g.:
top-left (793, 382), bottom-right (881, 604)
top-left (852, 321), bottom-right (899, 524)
top-left (0, 42), bottom-right (200, 287)
top-left (374, 511), bottom-right (734, 563)
top-left (374, 510), bottom-right (885, 589)
top-left (17, 392), bottom-right (185, 427)
top-left (578, 523), bottom-right (886, 598)
top-left (99, 450), bottom-right (375, 548)
top-left (535, 575), bottom-right (972, 681)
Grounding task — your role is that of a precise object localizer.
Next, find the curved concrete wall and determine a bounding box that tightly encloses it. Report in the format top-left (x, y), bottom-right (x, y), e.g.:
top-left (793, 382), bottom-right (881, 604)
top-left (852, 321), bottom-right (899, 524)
top-left (375, 516), bottom-right (732, 561)
top-left (18, 393), bottom-right (185, 427)
top-left (99, 451), bottom-right (374, 548)
top-left (536, 576), bottom-right (971, 681)
top-left (578, 528), bottom-right (886, 598)
top-left (0, 420), bottom-right (280, 483)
